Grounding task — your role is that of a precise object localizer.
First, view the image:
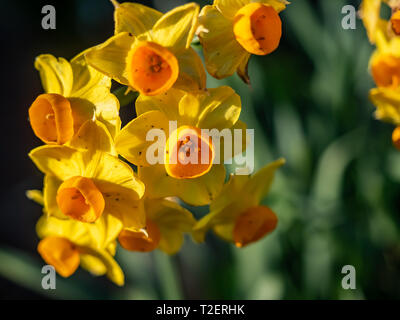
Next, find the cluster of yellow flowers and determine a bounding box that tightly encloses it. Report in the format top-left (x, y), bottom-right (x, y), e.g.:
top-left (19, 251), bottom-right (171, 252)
top-left (27, 0), bottom-right (288, 286)
top-left (360, 0), bottom-right (400, 148)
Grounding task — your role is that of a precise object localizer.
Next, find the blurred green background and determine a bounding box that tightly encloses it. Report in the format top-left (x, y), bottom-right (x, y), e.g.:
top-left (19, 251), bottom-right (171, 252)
top-left (1, 0), bottom-right (399, 299)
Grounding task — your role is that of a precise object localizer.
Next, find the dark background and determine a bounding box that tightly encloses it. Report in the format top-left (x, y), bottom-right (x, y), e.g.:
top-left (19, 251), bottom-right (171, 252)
top-left (0, 0), bottom-right (399, 299)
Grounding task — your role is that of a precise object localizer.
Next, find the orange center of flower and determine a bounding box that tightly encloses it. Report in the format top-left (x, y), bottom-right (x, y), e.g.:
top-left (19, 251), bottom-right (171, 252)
top-left (233, 3), bottom-right (282, 56)
top-left (128, 41), bottom-right (179, 96)
top-left (29, 93), bottom-right (74, 144)
top-left (233, 206), bottom-right (278, 248)
top-left (118, 219), bottom-right (161, 252)
top-left (391, 10), bottom-right (400, 35)
top-left (56, 176), bottom-right (105, 223)
top-left (165, 126), bottom-right (214, 179)
top-left (37, 236), bottom-right (80, 277)
top-left (371, 54), bottom-right (400, 88)
top-left (392, 126), bottom-right (400, 150)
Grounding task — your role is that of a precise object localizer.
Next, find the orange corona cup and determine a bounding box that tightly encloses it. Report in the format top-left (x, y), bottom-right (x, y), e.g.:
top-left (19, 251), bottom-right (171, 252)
top-left (56, 176), bottom-right (105, 223)
top-left (233, 206), bottom-right (278, 248)
top-left (371, 54), bottom-right (400, 88)
top-left (29, 93), bottom-right (74, 144)
top-left (37, 236), bottom-right (80, 277)
top-left (165, 126), bottom-right (215, 179)
top-left (127, 41), bottom-right (179, 96)
top-left (391, 10), bottom-right (400, 35)
top-left (233, 3), bottom-right (282, 56)
top-left (118, 219), bottom-right (161, 252)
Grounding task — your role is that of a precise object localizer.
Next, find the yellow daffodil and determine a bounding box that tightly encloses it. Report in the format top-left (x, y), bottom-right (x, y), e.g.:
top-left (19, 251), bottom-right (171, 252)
top-left (115, 86), bottom-right (246, 206)
top-left (197, 0), bottom-right (289, 83)
top-left (118, 198), bottom-right (195, 254)
top-left (85, 2), bottom-right (206, 96)
top-left (29, 53), bottom-right (120, 145)
top-left (29, 120), bottom-right (145, 227)
top-left (360, 0), bottom-right (400, 43)
top-left (193, 158), bottom-right (284, 248)
top-left (35, 214), bottom-right (125, 285)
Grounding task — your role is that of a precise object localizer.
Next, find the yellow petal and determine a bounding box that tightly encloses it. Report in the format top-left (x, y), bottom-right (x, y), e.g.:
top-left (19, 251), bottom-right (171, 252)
top-left (370, 87), bottom-right (400, 124)
top-left (258, 0), bottom-right (289, 13)
top-left (196, 86), bottom-right (242, 130)
top-left (115, 110), bottom-right (169, 166)
top-left (113, 1), bottom-right (162, 37)
top-left (95, 179), bottom-right (146, 230)
top-left (243, 158), bottom-right (285, 206)
top-left (26, 190), bottom-right (44, 206)
top-left (79, 254), bottom-right (107, 276)
top-left (69, 53), bottom-right (120, 138)
top-left (85, 32), bottom-right (136, 86)
top-left (136, 88), bottom-right (184, 119)
top-left (151, 3), bottom-right (200, 52)
top-left (146, 198), bottom-right (195, 254)
top-left (34, 54), bottom-right (73, 96)
top-left (198, 5), bottom-right (248, 79)
top-left (360, 0), bottom-right (388, 44)
top-left (174, 48), bottom-right (207, 92)
top-left (43, 175), bottom-right (65, 218)
top-left (29, 145), bottom-right (83, 181)
top-left (214, 0), bottom-right (250, 19)
top-left (139, 163), bottom-right (225, 206)
top-left (237, 53), bottom-right (251, 84)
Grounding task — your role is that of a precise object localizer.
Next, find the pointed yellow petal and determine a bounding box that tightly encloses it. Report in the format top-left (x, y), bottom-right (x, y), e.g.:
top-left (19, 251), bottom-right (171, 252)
top-left (85, 32), bottom-right (136, 86)
top-left (198, 5), bottom-right (248, 79)
top-left (215, 0), bottom-right (250, 19)
top-left (34, 54), bottom-right (73, 96)
top-left (174, 48), bottom-right (207, 92)
top-left (114, 2), bottom-right (162, 37)
top-left (136, 88), bottom-right (184, 119)
top-left (258, 0), bottom-right (289, 13)
top-left (69, 53), bottom-right (120, 138)
top-left (151, 3), bottom-right (200, 52)
top-left (43, 175), bottom-right (65, 219)
top-left (237, 52), bottom-right (251, 84)
top-left (370, 87), bottom-right (400, 124)
top-left (139, 163), bottom-right (225, 206)
top-left (29, 145), bottom-right (83, 180)
top-left (26, 190), bottom-right (44, 206)
top-left (115, 110), bottom-right (169, 166)
top-left (196, 86), bottom-right (242, 130)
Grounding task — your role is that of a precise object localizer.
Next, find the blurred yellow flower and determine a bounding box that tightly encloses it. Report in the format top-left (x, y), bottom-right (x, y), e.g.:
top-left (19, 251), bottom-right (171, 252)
top-left (29, 120), bottom-right (145, 226)
top-left (193, 158), bottom-right (284, 247)
top-left (29, 53), bottom-right (120, 145)
top-left (115, 86), bottom-right (246, 206)
top-left (118, 198), bottom-right (195, 254)
top-left (36, 214), bottom-right (124, 286)
top-left (197, 0), bottom-right (288, 83)
top-left (85, 2), bottom-right (205, 96)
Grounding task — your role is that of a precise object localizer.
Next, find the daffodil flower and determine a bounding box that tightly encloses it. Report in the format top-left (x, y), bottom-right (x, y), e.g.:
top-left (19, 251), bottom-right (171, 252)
top-left (29, 53), bottom-right (120, 145)
top-left (35, 214), bottom-right (125, 286)
top-left (193, 158), bottom-right (284, 248)
top-left (85, 2), bottom-right (206, 96)
top-left (197, 0), bottom-right (289, 83)
top-left (115, 86), bottom-right (246, 206)
top-left (118, 198), bottom-right (195, 254)
top-left (360, 0), bottom-right (400, 43)
top-left (29, 120), bottom-right (145, 226)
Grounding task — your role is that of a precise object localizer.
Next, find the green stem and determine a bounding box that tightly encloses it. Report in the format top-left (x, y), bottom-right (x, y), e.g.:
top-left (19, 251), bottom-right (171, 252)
top-left (153, 251), bottom-right (183, 300)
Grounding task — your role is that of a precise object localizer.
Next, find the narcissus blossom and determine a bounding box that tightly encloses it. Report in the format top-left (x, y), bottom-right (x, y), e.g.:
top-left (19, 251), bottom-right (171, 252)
top-left (118, 198), bottom-right (195, 254)
top-left (193, 159), bottom-right (284, 247)
top-left (29, 120), bottom-right (145, 226)
top-left (36, 214), bottom-right (124, 285)
top-left (115, 86), bottom-right (246, 206)
top-left (197, 0), bottom-right (289, 83)
top-left (85, 2), bottom-right (206, 96)
top-left (29, 53), bottom-right (120, 145)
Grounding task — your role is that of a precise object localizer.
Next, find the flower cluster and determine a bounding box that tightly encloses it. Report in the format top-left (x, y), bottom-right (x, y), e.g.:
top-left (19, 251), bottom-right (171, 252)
top-left (360, 0), bottom-right (400, 148)
top-left (27, 0), bottom-right (288, 285)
